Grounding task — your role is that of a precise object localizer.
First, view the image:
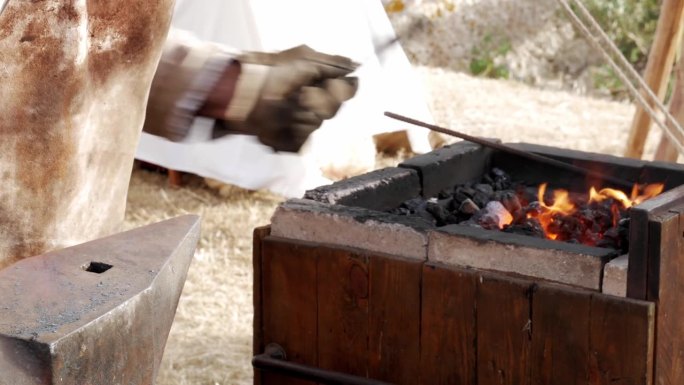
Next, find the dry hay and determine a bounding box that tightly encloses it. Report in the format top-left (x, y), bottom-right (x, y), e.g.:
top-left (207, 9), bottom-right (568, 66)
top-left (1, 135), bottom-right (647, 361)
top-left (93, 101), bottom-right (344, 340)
top-left (125, 152), bottom-right (409, 384)
top-left (124, 169), bottom-right (283, 385)
top-left (416, 66), bottom-right (662, 159)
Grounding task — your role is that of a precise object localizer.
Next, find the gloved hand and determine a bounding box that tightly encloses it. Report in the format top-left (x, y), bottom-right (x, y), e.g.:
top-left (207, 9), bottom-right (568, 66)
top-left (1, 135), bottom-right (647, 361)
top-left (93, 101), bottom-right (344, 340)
top-left (232, 45), bottom-right (359, 152)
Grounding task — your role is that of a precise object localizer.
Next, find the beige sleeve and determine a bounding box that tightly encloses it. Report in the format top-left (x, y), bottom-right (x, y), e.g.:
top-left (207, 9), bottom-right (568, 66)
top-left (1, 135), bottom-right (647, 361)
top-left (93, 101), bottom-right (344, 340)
top-left (143, 29), bottom-right (273, 142)
top-left (222, 63), bottom-right (269, 122)
top-left (143, 29), bottom-right (234, 141)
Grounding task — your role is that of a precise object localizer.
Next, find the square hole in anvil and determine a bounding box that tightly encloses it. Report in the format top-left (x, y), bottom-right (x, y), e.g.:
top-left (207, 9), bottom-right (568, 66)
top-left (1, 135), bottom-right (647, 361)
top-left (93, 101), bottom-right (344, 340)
top-left (82, 261), bottom-right (113, 274)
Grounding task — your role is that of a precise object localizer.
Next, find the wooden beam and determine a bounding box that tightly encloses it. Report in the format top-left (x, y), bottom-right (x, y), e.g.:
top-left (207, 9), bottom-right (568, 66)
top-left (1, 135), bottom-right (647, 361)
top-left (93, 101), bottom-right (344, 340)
top-left (625, 0), bottom-right (684, 159)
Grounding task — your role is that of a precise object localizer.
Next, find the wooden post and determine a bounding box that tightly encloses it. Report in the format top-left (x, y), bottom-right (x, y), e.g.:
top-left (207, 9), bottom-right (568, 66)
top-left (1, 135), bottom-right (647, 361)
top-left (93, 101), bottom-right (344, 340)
top-left (168, 169), bottom-right (183, 187)
top-left (625, 0), bottom-right (684, 159)
top-left (654, 37), bottom-right (684, 162)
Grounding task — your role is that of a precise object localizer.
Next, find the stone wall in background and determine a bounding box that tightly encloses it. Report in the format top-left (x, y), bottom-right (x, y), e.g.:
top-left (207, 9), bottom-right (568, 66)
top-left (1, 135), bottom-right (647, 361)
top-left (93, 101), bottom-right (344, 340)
top-left (382, 0), bottom-right (608, 95)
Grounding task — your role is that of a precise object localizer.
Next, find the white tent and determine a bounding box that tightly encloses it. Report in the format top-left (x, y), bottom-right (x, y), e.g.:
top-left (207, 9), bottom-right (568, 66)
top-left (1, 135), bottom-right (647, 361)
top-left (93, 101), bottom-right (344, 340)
top-left (135, 0), bottom-right (434, 197)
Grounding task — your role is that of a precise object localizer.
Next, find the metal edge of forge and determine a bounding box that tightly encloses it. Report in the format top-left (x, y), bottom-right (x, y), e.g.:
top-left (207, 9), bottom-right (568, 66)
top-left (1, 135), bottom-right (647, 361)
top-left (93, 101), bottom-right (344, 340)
top-left (0, 214), bottom-right (201, 385)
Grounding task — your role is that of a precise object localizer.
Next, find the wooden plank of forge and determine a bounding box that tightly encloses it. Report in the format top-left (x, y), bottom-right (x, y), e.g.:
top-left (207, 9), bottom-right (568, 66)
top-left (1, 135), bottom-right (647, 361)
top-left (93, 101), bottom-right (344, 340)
top-left (252, 226), bottom-right (271, 385)
top-left (627, 186), bottom-right (684, 299)
top-left (477, 272), bottom-right (533, 385)
top-left (368, 254), bottom-right (422, 384)
top-left (316, 246), bottom-right (370, 377)
top-left (530, 284), bottom-right (591, 385)
top-left (650, 208), bottom-right (684, 385)
top-left (261, 237), bottom-right (319, 385)
top-left (625, 0), bottom-right (684, 159)
top-left (627, 207), bottom-right (650, 299)
top-left (646, 213), bottom-right (674, 301)
top-left (589, 294), bottom-right (655, 385)
top-left (419, 263), bottom-right (477, 385)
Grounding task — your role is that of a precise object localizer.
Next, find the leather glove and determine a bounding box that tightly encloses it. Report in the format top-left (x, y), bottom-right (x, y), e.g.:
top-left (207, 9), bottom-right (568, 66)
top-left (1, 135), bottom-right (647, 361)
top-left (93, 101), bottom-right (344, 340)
top-left (231, 45), bottom-right (359, 152)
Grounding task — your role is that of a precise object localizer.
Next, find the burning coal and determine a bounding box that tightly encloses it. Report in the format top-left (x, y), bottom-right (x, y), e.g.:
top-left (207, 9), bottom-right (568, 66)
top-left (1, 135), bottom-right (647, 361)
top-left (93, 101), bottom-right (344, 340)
top-left (388, 168), bottom-right (664, 252)
top-left (522, 182), bottom-right (663, 248)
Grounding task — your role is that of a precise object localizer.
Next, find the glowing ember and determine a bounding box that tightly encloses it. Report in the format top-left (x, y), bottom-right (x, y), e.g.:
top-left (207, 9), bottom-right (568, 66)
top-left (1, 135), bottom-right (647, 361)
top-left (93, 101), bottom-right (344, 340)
top-left (488, 201), bottom-right (513, 229)
top-left (389, 166), bottom-right (666, 252)
top-left (499, 209), bottom-right (514, 229)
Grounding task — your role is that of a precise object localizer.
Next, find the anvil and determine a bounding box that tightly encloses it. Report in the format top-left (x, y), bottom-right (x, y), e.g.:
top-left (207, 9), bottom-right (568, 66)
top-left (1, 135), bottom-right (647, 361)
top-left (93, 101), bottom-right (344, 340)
top-left (0, 215), bottom-right (200, 385)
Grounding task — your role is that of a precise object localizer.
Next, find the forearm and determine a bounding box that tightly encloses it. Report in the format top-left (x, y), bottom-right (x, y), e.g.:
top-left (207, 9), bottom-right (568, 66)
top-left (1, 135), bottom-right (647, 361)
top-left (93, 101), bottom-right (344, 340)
top-left (197, 60), bottom-right (272, 137)
top-left (196, 60), bottom-right (240, 120)
top-left (143, 29), bottom-right (238, 141)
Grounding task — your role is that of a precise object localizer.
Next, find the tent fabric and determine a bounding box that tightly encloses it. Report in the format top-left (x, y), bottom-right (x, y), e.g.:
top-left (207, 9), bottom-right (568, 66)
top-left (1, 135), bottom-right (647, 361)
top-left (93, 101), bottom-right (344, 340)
top-left (135, 0), bottom-right (434, 197)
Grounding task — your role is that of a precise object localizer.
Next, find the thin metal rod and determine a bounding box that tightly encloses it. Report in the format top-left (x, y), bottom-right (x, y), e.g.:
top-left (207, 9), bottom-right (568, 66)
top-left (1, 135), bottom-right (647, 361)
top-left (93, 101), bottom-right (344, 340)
top-left (253, 353), bottom-right (393, 385)
top-left (384, 111), bottom-right (636, 189)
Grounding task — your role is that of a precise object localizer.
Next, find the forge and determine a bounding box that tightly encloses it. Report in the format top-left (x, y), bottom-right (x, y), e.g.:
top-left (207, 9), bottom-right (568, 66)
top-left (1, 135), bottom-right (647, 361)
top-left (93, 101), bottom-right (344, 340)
top-left (253, 141), bottom-right (684, 384)
top-left (0, 216), bottom-right (200, 385)
top-left (279, 141), bottom-right (684, 293)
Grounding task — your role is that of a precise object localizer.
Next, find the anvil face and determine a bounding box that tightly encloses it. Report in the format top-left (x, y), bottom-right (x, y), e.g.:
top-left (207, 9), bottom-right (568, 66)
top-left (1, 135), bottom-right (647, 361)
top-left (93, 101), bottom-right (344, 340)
top-left (0, 215), bottom-right (200, 385)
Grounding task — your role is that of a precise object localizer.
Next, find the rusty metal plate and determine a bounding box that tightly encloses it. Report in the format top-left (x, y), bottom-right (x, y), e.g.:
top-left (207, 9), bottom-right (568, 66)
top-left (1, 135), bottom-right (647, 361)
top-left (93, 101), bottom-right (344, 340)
top-left (0, 215), bottom-right (200, 385)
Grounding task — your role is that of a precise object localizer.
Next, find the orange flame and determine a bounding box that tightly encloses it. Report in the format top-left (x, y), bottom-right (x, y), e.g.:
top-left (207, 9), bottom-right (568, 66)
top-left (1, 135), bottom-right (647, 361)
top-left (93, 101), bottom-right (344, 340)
top-left (534, 183), bottom-right (576, 240)
top-left (538, 183), bottom-right (575, 214)
top-left (589, 183), bottom-right (664, 209)
top-left (631, 183), bottom-right (665, 206)
top-left (534, 183), bottom-right (664, 241)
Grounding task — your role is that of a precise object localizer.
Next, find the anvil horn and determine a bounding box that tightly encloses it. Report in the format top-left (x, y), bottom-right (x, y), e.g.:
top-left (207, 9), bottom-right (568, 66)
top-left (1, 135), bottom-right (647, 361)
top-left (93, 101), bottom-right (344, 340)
top-left (0, 215), bottom-right (201, 385)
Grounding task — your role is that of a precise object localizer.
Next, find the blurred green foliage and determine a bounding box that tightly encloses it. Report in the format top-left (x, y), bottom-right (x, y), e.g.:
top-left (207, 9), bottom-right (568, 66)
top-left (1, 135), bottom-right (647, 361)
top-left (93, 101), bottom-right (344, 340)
top-left (580, 0), bottom-right (660, 69)
top-left (577, 0), bottom-right (661, 97)
top-left (469, 34), bottom-right (511, 80)
top-left (468, 0), bottom-right (662, 96)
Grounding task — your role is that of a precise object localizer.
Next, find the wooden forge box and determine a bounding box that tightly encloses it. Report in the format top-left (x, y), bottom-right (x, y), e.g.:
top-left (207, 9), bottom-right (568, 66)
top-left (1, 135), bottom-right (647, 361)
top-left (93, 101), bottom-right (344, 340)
top-left (252, 142), bottom-right (684, 385)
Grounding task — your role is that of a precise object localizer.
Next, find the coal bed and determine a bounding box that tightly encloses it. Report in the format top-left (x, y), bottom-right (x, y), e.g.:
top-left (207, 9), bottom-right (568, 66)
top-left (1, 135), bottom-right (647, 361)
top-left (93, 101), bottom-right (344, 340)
top-left (386, 166), bottom-right (657, 254)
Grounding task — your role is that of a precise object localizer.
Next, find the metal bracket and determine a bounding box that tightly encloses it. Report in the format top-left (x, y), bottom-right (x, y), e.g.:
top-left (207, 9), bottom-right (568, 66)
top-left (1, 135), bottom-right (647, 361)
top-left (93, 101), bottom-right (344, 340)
top-left (253, 343), bottom-right (394, 385)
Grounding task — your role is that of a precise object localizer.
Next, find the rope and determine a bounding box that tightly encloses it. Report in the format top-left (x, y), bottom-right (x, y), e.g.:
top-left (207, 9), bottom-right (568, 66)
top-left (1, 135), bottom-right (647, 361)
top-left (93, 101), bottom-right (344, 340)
top-left (555, 0), bottom-right (684, 157)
